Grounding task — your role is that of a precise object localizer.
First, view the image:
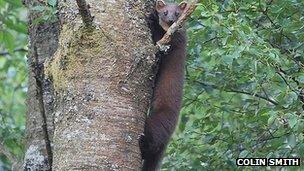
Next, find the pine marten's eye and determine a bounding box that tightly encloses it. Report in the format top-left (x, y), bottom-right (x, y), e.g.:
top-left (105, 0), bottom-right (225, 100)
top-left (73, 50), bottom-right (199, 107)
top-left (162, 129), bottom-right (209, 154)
top-left (164, 10), bottom-right (168, 16)
top-left (175, 12), bottom-right (180, 17)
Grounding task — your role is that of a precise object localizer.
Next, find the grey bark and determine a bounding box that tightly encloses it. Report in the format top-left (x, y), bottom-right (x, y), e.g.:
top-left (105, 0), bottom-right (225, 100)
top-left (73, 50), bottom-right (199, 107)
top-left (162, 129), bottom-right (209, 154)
top-left (24, 0), bottom-right (156, 170)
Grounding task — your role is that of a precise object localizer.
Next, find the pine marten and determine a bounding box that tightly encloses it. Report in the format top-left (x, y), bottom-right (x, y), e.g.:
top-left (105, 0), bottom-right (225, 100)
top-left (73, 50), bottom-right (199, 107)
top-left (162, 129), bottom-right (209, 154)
top-left (140, 1), bottom-right (187, 170)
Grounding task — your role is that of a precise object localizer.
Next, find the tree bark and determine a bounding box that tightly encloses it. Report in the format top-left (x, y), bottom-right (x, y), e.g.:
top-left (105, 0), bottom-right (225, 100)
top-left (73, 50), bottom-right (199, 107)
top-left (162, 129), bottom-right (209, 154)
top-left (24, 0), bottom-right (155, 170)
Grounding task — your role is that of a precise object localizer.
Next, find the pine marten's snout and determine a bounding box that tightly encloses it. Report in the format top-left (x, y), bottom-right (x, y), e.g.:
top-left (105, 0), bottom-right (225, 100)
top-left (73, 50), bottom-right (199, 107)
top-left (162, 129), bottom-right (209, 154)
top-left (168, 19), bottom-right (175, 26)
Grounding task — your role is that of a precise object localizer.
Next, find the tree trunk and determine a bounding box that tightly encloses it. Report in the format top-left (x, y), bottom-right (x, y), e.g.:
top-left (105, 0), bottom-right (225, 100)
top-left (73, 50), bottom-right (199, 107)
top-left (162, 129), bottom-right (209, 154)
top-left (24, 0), bottom-right (156, 170)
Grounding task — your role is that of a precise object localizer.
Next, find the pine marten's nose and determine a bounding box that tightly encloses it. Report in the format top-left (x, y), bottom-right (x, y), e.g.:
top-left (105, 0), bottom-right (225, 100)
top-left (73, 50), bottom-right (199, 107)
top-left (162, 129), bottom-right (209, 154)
top-left (168, 19), bottom-right (174, 25)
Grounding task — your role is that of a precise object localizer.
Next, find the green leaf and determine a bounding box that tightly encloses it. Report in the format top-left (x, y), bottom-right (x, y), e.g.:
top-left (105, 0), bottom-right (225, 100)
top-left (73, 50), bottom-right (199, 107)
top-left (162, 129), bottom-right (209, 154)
top-left (3, 31), bottom-right (15, 53)
top-left (31, 5), bottom-right (45, 12)
top-left (298, 75), bottom-right (304, 83)
top-left (0, 30), bottom-right (3, 42)
top-left (3, 19), bottom-right (27, 34)
top-left (288, 114), bottom-right (297, 128)
top-left (239, 150), bottom-right (249, 158)
top-left (287, 134), bottom-right (296, 148)
top-left (47, 0), bottom-right (57, 7)
top-left (268, 112), bottom-right (277, 126)
top-left (4, 0), bottom-right (22, 7)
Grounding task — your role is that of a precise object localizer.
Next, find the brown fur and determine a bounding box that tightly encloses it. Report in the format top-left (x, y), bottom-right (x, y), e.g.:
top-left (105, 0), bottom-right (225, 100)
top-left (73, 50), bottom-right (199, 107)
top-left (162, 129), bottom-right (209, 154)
top-left (140, 1), bottom-right (187, 170)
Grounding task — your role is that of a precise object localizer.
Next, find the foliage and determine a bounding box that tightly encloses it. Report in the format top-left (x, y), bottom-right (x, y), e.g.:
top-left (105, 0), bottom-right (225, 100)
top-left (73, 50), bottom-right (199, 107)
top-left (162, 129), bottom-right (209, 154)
top-left (163, 0), bottom-right (304, 170)
top-left (0, 0), bottom-right (27, 169)
top-left (30, 0), bottom-right (58, 24)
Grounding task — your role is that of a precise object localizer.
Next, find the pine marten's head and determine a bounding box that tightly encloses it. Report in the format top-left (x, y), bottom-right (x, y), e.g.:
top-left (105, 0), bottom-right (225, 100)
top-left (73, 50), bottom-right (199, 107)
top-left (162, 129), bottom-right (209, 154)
top-left (155, 0), bottom-right (187, 31)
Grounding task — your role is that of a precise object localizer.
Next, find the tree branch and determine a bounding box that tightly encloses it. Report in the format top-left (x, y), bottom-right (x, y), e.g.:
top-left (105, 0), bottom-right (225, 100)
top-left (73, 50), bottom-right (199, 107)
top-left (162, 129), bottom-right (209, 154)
top-left (276, 70), bottom-right (298, 93)
top-left (156, 2), bottom-right (198, 51)
top-left (76, 0), bottom-right (94, 27)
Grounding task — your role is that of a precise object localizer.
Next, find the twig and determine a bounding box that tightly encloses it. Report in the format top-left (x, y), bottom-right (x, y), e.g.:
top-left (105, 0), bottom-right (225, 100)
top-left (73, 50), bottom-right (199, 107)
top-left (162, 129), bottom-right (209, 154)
top-left (226, 89), bottom-right (279, 105)
top-left (192, 79), bottom-right (279, 106)
top-left (276, 70), bottom-right (298, 93)
top-left (0, 141), bottom-right (18, 165)
top-left (156, 2), bottom-right (198, 50)
top-left (76, 0), bottom-right (94, 27)
top-left (0, 48), bottom-right (27, 56)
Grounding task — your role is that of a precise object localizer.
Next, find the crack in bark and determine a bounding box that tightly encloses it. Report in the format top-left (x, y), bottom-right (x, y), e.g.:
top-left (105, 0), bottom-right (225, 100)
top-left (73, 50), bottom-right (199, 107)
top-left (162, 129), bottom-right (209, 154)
top-left (32, 46), bottom-right (53, 170)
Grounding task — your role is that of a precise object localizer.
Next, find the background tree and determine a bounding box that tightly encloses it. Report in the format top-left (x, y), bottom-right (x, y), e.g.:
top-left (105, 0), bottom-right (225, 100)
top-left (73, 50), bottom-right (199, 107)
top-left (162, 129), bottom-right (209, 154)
top-left (0, 0), bottom-right (303, 170)
top-left (0, 0), bottom-right (27, 170)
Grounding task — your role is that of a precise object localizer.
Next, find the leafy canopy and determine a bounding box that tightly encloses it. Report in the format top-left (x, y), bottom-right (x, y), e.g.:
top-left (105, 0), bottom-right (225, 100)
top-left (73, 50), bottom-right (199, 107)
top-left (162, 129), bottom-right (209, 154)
top-left (164, 0), bottom-right (304, 170)
top-left (0, 0), bottom-right (28, 170)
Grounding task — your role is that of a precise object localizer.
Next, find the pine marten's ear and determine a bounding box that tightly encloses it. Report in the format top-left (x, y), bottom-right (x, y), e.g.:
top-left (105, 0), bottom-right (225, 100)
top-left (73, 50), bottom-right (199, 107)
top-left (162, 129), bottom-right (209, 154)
top-left (156, 0), bottom-right (166, 12)
top-left (179, 1), bottom-right (187, 11)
